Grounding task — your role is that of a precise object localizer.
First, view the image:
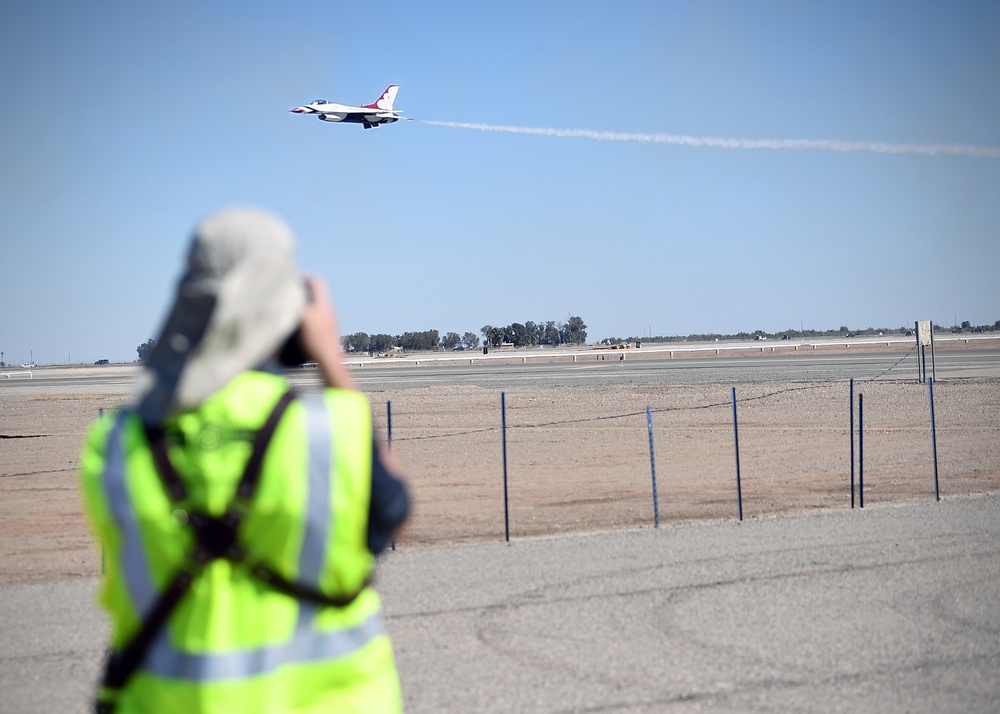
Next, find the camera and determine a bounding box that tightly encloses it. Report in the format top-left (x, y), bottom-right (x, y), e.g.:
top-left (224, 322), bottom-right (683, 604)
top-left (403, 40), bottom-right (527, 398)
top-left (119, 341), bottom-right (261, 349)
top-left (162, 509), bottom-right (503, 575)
top-left (278, 327), bottom-right (309, 366)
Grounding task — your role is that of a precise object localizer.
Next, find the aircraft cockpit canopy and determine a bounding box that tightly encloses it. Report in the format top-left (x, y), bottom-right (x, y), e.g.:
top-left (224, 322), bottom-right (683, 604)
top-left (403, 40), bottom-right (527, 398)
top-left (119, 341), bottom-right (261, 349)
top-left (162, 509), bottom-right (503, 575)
top-left (312, 99), bottom-right (329, 105)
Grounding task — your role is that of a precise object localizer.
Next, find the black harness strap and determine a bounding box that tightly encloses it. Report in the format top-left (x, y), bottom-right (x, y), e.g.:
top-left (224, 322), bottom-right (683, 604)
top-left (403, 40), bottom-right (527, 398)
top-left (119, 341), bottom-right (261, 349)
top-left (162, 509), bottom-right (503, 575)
top-left (145, 389), bottom-right (296, 505)
top-left (250, 562), bottom-right (372, 608)
top-left (97, 389), bottom-right (372, 713)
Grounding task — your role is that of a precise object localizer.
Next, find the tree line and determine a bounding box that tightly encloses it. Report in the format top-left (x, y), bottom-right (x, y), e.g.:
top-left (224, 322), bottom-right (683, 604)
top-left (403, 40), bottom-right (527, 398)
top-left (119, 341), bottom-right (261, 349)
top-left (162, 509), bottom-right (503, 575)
top-left (480, 316), bottom-right (587, 348)
top-left (342, 316), bottom-right (589, 354)
top-left (342, 330), bottom-right (465, 354)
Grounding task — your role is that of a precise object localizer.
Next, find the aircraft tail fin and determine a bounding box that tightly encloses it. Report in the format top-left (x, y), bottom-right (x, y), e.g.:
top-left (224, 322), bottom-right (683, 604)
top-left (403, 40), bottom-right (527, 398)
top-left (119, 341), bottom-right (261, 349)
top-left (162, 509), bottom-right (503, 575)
top-left (364, 85), bottom-right (399, 111)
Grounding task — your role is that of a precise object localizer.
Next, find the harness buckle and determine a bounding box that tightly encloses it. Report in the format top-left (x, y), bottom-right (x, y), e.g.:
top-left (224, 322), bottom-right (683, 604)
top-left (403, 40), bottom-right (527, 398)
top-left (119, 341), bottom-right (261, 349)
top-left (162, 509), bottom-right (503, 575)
top-left (189, 510), bottom-right (242, 564)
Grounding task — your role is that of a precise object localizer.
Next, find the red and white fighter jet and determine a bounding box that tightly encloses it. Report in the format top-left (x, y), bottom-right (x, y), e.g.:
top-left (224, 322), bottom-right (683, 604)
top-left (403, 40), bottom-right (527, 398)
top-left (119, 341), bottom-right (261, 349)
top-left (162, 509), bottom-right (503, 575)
top-left (290, 85), bottom-right (404, 129)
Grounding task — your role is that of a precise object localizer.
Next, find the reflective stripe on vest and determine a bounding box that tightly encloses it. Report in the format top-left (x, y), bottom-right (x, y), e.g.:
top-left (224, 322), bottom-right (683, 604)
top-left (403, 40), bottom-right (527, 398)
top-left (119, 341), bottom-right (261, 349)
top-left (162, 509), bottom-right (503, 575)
top-left (100, 394), bottom-right (383, 682)
top-left (300, 395), bottom-right (331, 586)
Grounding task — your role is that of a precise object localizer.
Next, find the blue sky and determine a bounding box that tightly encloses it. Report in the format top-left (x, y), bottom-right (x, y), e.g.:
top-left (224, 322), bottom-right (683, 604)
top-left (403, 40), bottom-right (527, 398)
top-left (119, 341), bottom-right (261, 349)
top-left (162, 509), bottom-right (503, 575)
top-left (1, 1), bottom-right (998, 365)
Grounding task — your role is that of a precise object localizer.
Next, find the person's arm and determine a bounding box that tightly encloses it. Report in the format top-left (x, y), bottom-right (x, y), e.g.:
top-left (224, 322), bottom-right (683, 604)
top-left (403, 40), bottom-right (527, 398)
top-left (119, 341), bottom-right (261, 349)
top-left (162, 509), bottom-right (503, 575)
top-left (297, 276), bottom-right (409, 551)
top-left (297, 275), bottom-right (358, 391)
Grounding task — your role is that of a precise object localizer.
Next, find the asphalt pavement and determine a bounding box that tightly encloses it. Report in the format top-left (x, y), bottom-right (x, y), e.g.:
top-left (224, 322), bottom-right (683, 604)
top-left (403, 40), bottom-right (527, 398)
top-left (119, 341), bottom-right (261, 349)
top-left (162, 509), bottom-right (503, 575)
top-left (3, 494), bottom-right (998, 713)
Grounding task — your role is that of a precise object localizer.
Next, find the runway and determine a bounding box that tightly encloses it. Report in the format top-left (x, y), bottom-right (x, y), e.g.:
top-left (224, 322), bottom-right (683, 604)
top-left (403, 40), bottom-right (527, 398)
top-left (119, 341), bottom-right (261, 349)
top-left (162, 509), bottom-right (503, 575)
top-left (338, 346), bottom-right (1000, 391)
top-left (3, 342), bottom-right (997, 395)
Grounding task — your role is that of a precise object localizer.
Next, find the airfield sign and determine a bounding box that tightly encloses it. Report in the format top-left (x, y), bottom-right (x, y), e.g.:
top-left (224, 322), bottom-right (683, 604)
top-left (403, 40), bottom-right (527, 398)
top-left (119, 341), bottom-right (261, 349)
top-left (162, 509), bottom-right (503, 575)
top-left (915, 320), bottom-right (936, 382)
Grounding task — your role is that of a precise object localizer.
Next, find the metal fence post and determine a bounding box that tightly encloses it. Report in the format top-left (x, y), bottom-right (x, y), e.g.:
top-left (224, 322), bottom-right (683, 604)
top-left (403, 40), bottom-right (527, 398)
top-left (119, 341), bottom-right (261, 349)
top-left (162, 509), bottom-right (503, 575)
top-left (647, 406), bottom-right (659, 528)
top-left (850, 379), bottom-right (855, 508)
top-left (732, 387), bottom-right (743, 521)
top-left (502, 392), bottom-right (510, 542)
top-left (858, 392), bottom-right (865, 509)
top-left (388, 400), bottom-right (395, 550)
top-left (929, 378), bottom-right (940, 502)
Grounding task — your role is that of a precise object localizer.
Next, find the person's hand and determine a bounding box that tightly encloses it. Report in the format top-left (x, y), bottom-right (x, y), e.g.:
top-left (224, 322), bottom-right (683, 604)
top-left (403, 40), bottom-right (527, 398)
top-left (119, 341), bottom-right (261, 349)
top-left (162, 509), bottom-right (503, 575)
top-left (298, 275), bottom-right (357, 390)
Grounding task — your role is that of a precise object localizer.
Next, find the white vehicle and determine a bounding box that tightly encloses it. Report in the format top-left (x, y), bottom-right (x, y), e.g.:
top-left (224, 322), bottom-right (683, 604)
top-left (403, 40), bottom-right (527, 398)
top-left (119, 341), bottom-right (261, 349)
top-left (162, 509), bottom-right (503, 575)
top-left (290, 85), bottom-right (405, 129)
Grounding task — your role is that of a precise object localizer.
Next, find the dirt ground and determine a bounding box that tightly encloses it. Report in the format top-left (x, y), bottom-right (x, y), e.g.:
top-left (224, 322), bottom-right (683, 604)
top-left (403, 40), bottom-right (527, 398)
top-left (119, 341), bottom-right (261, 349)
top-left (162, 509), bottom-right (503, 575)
top-left (2, 343), bottom-right (998, 585)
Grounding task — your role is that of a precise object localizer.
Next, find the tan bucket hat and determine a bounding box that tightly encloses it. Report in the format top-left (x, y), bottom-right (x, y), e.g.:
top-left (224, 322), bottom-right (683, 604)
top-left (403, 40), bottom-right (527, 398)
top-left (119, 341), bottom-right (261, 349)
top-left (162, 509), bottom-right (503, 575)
top-left (135, 207), bottom-right (307, 423)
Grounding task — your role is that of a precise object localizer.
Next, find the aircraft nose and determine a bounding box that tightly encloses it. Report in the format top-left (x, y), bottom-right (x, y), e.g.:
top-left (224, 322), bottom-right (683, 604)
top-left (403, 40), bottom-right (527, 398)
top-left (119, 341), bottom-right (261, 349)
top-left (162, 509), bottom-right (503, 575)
top-left (290, 107), bottom-right (305, 113)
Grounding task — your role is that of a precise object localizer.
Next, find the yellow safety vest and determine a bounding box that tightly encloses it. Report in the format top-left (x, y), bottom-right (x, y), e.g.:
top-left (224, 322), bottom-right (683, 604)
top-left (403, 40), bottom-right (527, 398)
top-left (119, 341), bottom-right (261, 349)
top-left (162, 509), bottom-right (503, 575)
top-left (80, 371), bottom-right (402, 713)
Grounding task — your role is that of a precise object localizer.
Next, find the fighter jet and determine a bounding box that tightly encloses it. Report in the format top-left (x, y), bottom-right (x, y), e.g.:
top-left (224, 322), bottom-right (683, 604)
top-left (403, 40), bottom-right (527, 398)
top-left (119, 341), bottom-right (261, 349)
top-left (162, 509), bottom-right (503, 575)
top-left (290, 85), bottom-right (404, 129)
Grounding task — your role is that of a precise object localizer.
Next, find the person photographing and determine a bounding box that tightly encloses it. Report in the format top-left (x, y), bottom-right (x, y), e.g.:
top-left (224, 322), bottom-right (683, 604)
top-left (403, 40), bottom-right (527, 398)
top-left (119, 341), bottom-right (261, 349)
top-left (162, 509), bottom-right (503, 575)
top-left (80, 207), bottom-right (409, 713)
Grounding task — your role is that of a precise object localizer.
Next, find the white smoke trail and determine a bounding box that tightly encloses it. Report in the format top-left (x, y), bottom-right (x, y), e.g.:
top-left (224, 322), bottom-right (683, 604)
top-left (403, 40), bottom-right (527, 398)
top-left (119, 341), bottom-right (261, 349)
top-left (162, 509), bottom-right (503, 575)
top-left (419, 120), bottom-right (1000, 159)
